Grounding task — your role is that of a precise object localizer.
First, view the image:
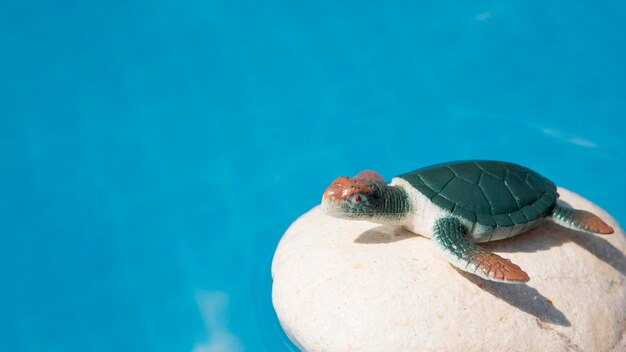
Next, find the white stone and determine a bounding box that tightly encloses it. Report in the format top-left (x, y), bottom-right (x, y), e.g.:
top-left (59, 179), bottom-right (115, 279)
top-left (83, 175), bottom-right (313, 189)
top-left (272, 188), bottom-right (626, 351)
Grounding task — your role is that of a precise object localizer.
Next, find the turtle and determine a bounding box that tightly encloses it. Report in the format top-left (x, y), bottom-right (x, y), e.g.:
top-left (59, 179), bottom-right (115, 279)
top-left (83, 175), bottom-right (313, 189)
top-left (321, 160), bottom-right (614, 283)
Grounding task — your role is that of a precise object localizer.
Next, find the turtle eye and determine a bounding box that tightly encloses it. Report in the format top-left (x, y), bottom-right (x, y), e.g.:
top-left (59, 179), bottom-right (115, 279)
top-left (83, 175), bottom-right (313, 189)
top-left (351, 195), bottom-right (363, 204)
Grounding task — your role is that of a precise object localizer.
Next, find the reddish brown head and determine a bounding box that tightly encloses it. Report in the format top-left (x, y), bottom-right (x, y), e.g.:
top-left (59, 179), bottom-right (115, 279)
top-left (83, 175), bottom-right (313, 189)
top-left (322, 176), bottom-right (377, 204)
top-left (321, 170), bottom-right (387, 220)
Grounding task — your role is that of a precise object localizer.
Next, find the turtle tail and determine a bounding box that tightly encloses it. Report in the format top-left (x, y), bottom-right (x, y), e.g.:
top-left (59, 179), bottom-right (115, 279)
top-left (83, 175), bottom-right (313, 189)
top-left (549, 203), bottom-right (614, 235)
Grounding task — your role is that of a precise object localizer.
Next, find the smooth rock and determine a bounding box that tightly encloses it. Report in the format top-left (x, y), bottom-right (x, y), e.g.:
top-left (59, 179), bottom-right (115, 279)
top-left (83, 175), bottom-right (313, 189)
top-left (272, 188), bottom-right (626, 351)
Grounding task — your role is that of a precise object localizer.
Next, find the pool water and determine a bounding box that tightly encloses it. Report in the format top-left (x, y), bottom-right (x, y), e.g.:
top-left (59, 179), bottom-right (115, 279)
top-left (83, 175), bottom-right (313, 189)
top-left (1, 1), bottom-right (625, 351)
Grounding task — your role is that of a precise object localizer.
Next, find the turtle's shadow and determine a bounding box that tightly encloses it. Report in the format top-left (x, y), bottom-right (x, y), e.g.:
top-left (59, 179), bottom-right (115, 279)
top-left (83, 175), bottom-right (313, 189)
top-left (356, 226), bottom-right (572, 326)
top-left (456, 270), bottom-right (571, 327)
top-left (354, 226), bottom-right (420, 244)
top-left (356, 222), bottom-right (626, 277)
top-left (488, 222), bottom-right (626, 277)
top-left (355, 222), bottom-right (626, 327)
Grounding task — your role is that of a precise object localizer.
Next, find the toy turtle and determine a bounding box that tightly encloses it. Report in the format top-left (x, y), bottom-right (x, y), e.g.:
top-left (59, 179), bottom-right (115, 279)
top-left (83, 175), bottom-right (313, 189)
top-left (321, 160), bottom-right (614, 283)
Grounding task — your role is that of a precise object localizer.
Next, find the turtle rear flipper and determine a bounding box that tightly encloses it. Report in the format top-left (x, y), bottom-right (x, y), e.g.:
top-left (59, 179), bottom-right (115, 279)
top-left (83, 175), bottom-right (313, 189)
top-left (432, 217), bottom-right (530, 283)
top-left (550, 204), bottom-right (614, 234)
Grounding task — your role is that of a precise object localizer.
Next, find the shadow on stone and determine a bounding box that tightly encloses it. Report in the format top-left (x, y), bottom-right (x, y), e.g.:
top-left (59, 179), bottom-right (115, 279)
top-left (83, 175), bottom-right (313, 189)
top-left (354, 220), bottom-right (624, 325)
top-left (458, 270), bottom-right (572, 327)
top-left (567, 229), bottom-right (626, 277)
top-left (557, 199), bottom-right (572, 208)
top-left (491, 222), bottom-right (626, 277)
top-left (354, 226), bottom-right (420, 244)
top-left (485, 222), bottom-right (570, 253)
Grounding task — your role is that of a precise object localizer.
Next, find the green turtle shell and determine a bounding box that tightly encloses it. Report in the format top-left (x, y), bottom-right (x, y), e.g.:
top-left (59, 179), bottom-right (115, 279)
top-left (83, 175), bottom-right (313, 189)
top-left (399, 161), bottom-right (558, 229)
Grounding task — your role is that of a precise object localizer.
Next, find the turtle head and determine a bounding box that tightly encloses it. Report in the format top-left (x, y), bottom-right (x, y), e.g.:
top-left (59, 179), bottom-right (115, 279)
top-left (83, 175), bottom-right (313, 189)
top-left (321, 173), bottom-right (386, 221)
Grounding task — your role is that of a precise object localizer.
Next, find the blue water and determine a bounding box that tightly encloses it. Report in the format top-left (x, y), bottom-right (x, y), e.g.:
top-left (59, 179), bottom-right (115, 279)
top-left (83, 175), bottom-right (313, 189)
top-left (1, 1), bottom-right (625, 351)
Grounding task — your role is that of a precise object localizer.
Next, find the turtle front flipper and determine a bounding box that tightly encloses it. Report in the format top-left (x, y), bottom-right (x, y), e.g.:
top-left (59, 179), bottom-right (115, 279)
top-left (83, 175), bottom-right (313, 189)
top-left (432, 217), bottom-right (530, 283)
top-left (550, 203), bottom-right (614, 234)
